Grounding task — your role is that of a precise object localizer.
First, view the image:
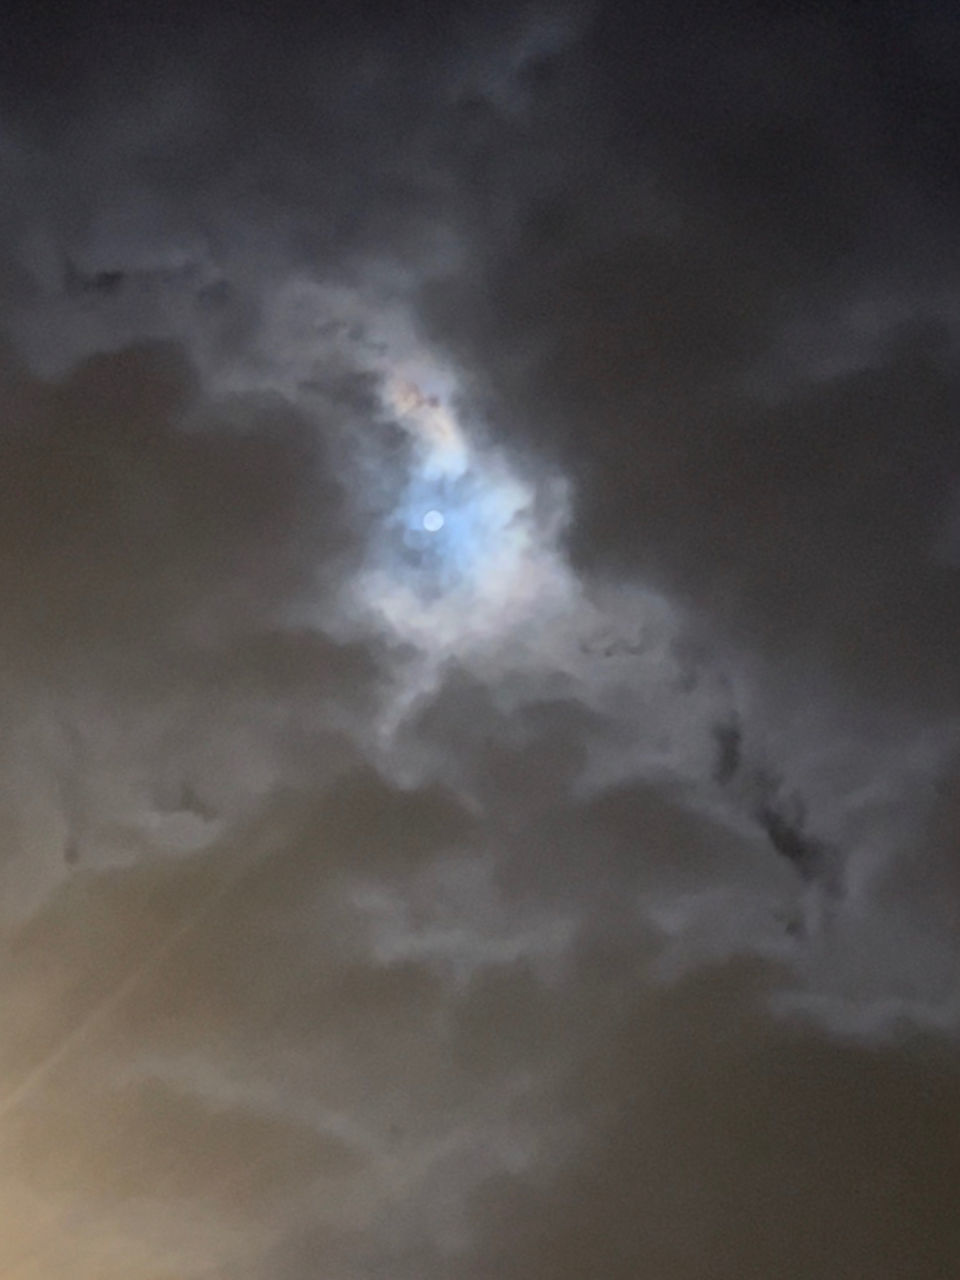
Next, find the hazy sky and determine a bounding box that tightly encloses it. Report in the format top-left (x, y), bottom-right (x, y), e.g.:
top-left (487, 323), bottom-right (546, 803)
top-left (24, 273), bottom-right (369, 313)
top-left (1, 2), bottom-right (960, 1276)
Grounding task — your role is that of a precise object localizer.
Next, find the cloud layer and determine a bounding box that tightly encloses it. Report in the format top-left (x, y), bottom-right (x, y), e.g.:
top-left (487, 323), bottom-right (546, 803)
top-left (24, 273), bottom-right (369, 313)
top-left (0, 2), bottom-right (959, 1276)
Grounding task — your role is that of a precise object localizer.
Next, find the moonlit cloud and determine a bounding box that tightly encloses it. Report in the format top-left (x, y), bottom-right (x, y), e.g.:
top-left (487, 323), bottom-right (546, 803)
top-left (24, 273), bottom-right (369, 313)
top-left (0, 2), bottom-right (959, 1277)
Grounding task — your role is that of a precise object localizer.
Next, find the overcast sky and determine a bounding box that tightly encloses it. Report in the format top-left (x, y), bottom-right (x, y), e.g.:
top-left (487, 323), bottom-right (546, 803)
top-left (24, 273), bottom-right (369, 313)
top-left (1, 1), bottom-right (960, 1276)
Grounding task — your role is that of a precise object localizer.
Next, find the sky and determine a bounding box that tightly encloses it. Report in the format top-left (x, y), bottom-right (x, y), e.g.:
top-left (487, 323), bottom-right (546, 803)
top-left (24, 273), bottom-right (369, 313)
top-left (0, 0), bottom-right (960, 1275)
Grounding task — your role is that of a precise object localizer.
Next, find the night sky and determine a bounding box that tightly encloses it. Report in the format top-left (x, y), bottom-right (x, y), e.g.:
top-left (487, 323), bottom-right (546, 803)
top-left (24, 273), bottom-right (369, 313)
top-left (1, 2), bottom-right (960, 1276)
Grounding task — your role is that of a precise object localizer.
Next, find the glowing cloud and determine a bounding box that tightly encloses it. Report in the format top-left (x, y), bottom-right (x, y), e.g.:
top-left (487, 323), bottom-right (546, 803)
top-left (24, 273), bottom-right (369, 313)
top-left (348, 350), bottom-right (578, 661)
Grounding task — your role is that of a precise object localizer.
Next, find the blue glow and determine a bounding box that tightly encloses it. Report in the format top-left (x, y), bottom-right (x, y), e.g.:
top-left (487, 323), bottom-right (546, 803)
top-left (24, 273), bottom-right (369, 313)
top-left (365, 440), bottom-right (526, 611)
top-left (357, 362), bottom-right (570, 651)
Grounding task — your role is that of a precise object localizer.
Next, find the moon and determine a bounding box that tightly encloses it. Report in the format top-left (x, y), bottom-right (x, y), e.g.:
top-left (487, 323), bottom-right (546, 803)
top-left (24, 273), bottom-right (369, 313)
top-left (423, 509), bottom-right (445, 532)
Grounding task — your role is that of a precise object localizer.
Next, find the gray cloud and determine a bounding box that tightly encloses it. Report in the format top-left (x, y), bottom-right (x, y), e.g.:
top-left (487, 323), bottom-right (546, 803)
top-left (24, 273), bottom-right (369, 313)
top-left (0, 2), bottom-right (958, 1277)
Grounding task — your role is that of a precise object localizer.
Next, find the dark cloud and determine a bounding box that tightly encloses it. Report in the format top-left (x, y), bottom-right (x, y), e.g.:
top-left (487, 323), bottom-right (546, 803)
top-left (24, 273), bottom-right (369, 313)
top-left (455, 958), bottom-right (960, 1280)
top-left (416, 6), bottom-right (960, 705)
top-left (0, 341), bottom-right (347, 661)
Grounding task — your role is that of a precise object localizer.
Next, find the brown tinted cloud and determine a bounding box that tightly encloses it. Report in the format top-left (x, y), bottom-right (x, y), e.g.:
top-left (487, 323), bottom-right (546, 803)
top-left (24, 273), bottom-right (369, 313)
top-left (0, 2), bottom-right (958, 1277)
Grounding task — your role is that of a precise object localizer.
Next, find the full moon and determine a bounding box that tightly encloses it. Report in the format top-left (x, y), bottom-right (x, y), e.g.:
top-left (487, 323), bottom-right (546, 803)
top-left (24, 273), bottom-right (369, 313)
top-left (423, 509), bottom-right (445, 532)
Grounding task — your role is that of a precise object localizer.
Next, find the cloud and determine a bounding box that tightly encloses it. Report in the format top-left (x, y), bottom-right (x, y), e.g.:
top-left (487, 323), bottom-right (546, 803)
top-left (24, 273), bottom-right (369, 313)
top-left (447, 955), bottom-right (960, 1280)
top-left (0, 2), bottom-right (958, 1277)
